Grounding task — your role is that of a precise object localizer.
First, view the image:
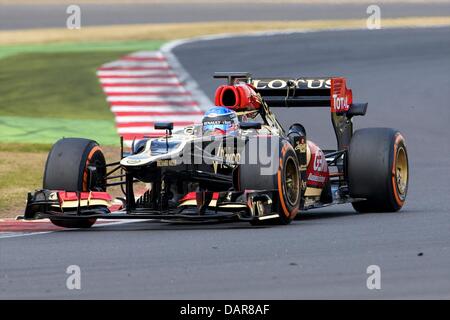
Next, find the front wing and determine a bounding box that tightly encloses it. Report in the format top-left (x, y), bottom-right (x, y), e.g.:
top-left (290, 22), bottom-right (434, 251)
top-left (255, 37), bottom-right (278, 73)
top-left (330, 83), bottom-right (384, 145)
top-left (24, 189), bottom-right (282, 223)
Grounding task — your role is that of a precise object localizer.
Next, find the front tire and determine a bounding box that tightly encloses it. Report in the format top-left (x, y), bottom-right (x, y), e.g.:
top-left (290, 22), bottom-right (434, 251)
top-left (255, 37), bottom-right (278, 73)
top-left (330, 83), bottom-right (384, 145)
top-left (348, 128), bottom-right (408, 213)
top-left (43, 138), bottom-right (106, 228)
top-left (238, 137), bottom-right (301, 225)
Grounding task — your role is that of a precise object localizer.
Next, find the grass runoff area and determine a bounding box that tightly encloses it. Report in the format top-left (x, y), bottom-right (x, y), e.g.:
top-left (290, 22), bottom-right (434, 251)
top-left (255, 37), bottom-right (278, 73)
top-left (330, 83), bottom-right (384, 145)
top-left (0, 40), bottom-right (163, 217)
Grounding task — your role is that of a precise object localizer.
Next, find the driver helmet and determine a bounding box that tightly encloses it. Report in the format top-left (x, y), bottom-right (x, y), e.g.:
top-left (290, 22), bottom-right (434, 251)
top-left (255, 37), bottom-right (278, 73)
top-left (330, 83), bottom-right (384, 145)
top-left (202, 106), bottom-right (238, 135)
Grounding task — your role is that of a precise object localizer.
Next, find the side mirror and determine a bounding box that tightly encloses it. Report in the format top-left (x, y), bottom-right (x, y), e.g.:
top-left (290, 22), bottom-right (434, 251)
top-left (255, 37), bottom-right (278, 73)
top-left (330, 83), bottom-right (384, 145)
top-left (154, 122), bottom-right (174, 136)
top-left (154, 122), bottom-right (174, 131)
top-left (239, 122), bottom-right (262, 130)
top-left (154, 122), bottom-right (174, 151)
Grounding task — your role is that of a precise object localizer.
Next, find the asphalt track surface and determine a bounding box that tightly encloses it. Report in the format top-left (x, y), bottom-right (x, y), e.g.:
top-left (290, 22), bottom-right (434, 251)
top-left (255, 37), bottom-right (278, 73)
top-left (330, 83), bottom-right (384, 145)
top-left (1, 27), bottom-right (450, 299)
top-left (2, 2), bottom-right (450, 30)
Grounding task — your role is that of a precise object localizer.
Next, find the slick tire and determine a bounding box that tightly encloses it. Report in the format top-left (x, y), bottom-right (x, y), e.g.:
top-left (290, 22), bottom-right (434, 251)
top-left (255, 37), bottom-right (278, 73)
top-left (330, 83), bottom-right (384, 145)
top-left (237, 137), bottom-right (301, 225)
top-left (348, 128), bottom-right (409, 213)
top-left (43, 138), bottom-right (106, 228)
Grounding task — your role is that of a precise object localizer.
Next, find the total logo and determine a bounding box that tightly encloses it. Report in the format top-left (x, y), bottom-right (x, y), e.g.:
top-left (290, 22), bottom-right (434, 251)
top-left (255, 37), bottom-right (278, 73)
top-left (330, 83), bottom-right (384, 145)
top-left (332, 94), bottom-right (349, 112)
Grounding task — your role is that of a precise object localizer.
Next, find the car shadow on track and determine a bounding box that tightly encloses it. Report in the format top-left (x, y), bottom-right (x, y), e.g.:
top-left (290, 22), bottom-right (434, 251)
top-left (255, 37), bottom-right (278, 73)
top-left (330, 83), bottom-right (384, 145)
top-left (82, 221), bottom-right (260, 232)
top-left (296, 211), bottom-right (358, 220)
top-left (60, 210), bottom-right (369, 232)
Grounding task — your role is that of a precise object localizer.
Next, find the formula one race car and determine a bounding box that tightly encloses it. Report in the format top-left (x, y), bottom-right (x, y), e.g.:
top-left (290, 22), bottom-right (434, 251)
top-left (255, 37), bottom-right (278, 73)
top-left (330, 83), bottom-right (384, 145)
top-left (24, 72), bottom-right (409, 228)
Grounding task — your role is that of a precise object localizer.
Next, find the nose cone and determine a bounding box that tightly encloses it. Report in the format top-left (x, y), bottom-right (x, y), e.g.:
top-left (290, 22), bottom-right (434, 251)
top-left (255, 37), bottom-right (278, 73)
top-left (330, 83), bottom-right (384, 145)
top-left (120, 152), bottom-right (152, 167)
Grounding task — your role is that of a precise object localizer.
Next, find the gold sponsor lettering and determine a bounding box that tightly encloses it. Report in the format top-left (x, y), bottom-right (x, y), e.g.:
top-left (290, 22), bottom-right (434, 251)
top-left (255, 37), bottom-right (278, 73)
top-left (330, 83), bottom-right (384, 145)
top-left (157, 159), bottom-right (177, 167)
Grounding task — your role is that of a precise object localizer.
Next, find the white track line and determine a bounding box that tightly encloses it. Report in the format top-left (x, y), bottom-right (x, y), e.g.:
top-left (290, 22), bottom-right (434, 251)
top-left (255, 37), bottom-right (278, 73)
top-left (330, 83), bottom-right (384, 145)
top-left (103, 86), bottom-right (187, 93)
top-left (0, 219), bottom-right (149, 239)
top-left (111, 106), bottom-right (196, 112)
top-left (102, 61), bottom-right (169, 68)
top-left (100, 78), bottom-right (180, 84)
top-left (97, 70), bottom-right (176, 76)
top-left (126, 51), bottom-right (165, 58)
top-left (106, 96), bottom-right (197, 103)
top-left (117, 126), bottom-right (189, 134)
top-left (115, 115), bottom-right (201, 123)
top-left (0, 231), bottom-right (54, 239)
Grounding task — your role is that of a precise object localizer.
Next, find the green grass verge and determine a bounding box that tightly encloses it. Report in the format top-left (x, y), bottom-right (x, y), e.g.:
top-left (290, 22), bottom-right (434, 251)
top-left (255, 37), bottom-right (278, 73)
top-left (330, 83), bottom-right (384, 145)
top-left (0, 40), bottom-right (165, 59)
top-left (0, 116), bottom-right (120, 146)
top-left (0, 143), bottom-right (48, 218)
top-left (0, 142), bottom-right (52, 153)
top-left (0, 40), bottom-right (164, 146)
top-left (0, 51), bottom-right (128, 120)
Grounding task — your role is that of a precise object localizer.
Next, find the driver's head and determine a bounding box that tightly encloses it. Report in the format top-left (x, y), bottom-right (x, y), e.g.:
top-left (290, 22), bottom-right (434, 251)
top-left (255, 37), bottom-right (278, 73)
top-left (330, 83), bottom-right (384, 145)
top-left (202, 106), bottom-right (238, 135)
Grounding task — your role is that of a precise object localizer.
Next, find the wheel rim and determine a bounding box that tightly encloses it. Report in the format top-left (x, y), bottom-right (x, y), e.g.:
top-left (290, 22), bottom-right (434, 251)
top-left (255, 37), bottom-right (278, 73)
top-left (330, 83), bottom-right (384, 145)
top-left (395, 146), bottom-right (408, 197)
top-left (284, 157), bottom-right (300, 206)
top-left (83, 148), bottom-right (106, 192)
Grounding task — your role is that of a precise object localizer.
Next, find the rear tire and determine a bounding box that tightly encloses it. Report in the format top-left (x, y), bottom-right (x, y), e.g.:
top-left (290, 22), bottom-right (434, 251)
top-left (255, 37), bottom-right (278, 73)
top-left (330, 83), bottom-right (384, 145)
top-left (43, 138), bottom-right (106, 228)
top-left (238, 137), bottom-right (300, 225)
top-left (348, 128), bottom-right (408, 213)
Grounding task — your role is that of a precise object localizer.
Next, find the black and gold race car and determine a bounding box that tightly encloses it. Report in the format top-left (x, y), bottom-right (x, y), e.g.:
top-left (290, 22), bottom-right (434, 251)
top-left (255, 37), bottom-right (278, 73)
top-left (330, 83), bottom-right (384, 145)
top-left (25, 72), bottom-right (409, 228)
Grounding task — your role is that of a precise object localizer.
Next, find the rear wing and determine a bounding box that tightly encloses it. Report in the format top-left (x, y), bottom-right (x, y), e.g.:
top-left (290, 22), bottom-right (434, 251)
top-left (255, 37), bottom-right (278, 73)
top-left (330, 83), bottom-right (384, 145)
top-left (252, 77), bottom-right (367, 117)
top-left (214, 72), bottom-right (368, 150)
top-left (253, 78), bottom-right (332, 108)
top-left (213, 72), bottom-right (367, 116)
